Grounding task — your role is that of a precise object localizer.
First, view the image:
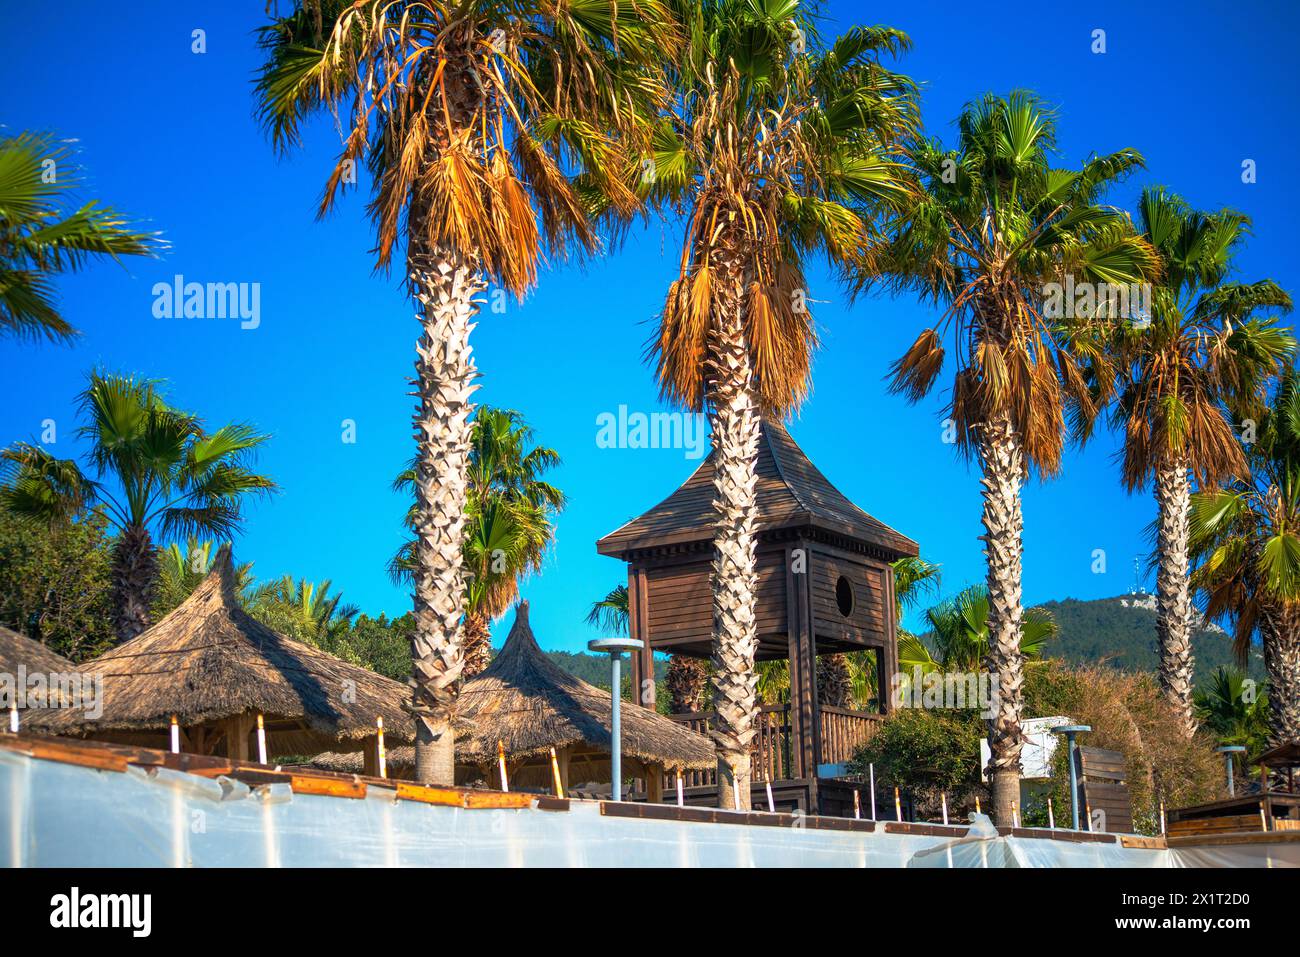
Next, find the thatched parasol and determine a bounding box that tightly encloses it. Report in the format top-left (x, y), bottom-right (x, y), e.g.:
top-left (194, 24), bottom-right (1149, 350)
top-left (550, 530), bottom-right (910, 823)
top-left (1, 626), bottom-right (76, 716)
top-left (311, 602), bottom-right (714, 791)
top-left (0, 626), bottom-right (73, 676)
top-left (28, 546), bottom-right (412, 759)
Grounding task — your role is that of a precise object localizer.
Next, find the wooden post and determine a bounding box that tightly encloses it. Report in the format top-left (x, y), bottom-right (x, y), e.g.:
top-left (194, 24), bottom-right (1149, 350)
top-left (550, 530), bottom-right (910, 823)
top-left (363, 735), bottom-right (381, 777)
top-left (550, 747), bottom-right (565, 798)
top-left (879, 563), bottom-right (900, 716)
top-left (646, 762), bottom-right (664, 804)
top-left (626, 565), bottom-right (655, 710)
top-left (785, 540), bottom-right (819, 779)
top-left (256, 714), bottom-right (268, 764)
top-left (225, 714), bottom-right (251, 761)
top-left (555, 746), bottom-right (571, 795)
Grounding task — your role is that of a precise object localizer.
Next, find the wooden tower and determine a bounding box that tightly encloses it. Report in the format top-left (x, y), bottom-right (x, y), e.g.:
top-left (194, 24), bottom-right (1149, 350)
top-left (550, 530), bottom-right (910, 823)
top-left (597, 418), bottom-right (917, 799)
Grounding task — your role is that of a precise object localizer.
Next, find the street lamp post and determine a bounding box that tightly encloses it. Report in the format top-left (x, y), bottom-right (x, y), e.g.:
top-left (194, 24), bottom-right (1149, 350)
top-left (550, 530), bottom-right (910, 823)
top-left (1215, 745), bottom-right (1247, 796)
top-left (1052, 724), bottom-right (1092, 830)
top-left (587, 637), bottom-right (644, 802)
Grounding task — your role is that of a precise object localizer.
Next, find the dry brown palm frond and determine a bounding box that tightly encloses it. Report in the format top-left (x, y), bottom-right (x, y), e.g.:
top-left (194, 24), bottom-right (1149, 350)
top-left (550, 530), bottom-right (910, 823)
top-left (888, 328), bottom-right (945, 402)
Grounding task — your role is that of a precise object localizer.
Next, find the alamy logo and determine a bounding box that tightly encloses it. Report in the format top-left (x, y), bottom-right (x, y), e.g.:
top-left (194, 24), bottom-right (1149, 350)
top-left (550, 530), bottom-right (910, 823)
top-left (595, 406), bottom-right (708, 460)
top-left (49, 887), bottom-right (151, 937)
top-left (0, 667), bottom-right (103, 719)
top-left (1042, 276), bottom-right (1151, 325)
top-left (152, 274), bottom-right (260, 329)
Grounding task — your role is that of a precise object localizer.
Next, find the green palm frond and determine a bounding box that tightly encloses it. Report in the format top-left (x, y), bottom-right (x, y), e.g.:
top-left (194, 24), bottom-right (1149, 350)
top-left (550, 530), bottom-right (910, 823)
top-left (0, 131), bottom-right (163, 342)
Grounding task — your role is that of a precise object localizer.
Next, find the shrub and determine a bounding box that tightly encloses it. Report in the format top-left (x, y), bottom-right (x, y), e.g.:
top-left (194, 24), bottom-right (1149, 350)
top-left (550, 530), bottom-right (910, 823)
top-left (1025, 662), bottom-right (1225, 833)
top-left (848, 707), bottom-right (986, 819)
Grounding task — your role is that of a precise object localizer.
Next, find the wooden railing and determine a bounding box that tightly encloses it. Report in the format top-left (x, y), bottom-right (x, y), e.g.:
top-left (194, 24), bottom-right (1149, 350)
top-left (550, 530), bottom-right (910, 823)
top-left (665, 704), bottom-right (881, 788)
top-left (818, 705), bottom-right (883, 766)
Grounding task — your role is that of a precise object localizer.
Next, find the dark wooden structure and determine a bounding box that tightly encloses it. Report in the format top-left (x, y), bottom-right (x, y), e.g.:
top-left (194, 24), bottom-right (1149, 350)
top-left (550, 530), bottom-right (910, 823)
top-left (1077, 746), bottom-right (1134, 834)
top-left (1168, 741), bottom-right (1300, 837)
top-left (597, 418), bottom-right (918, 814)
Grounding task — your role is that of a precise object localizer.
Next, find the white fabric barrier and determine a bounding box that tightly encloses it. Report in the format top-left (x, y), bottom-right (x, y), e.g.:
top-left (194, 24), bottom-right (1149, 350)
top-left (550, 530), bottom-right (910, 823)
top-left (12, 750), bottom-right (1288, 867)
top-left (1, 750), bottom-right (956, 867)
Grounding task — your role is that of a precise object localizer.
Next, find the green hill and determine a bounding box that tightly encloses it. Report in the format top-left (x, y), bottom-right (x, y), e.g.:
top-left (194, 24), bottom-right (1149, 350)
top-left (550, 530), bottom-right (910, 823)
top-left (1033, 594), bottom-right (1261, 686)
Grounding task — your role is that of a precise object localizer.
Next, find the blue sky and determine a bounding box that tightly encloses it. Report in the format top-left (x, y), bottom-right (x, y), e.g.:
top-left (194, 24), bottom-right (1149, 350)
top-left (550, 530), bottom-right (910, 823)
top-left (2, 1), bottom-right (1297, 652)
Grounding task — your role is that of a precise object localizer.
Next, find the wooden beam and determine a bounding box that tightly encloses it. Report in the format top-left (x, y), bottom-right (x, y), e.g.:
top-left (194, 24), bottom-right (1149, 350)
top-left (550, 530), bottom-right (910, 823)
top-left (627, 564), bottom-right (655, 709)
top-left (363, 736), bottom-right (380, 777)
top-left (646, 762), bottom-right (664, 804)
top-left (224, 714), bottom-right (252, 762)
top-left (785, 541), bottom-right (818, 778)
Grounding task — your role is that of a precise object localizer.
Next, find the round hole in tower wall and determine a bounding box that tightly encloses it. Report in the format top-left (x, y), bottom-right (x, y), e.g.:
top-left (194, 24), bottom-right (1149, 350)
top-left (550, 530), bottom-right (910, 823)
top-left (835, 576), bottom-right (854, 617)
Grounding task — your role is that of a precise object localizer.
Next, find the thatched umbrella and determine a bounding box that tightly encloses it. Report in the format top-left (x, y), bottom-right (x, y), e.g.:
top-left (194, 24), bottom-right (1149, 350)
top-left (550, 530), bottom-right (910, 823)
top-left (311, 602), bottom-right (714, 793)
top-left (28, 546), bottom-right (411, 764)
top-left (1, 626), bottom-right (75, 722)
top-left (0, 626), bottom-right (73, 676)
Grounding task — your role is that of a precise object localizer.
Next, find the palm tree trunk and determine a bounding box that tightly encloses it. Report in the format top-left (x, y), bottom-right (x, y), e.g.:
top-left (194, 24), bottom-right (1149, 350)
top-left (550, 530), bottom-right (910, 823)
top-left (462, 610), bottom-right (493, 680)
top-left (666, 655), bottom-right (708, 714)
top-left (111, 524), bottom-right (157, 644)
top-left (707, 291), bottom-right (759, 812)
top-left (978, 410), bottom-right (1026, 826)
top-left (1260, 604), bottom-right (1300, 748)
top-left (817, 654), bottom-right (852, 708)
top-left (1154, 459), bottom-right (1197, 736)
top-left (407, 243), bottom-right (483, 785)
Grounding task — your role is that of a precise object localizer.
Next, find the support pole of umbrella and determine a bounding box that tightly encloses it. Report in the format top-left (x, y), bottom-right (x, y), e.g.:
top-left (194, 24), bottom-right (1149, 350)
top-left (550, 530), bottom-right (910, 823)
top-left (675, 768), bottom-right (684, 807)
top-left (1216, 745), bottom-right (1246, 796)
top-left (8, 705), bottom-right (17, 734)
top-left (1047, 795), bottom-right (1056, 829)
top-left (941, 792), bottom-right (949, 825)
top-left (497, 740), bottom-right (509, 792)
top-left (894, 786), bottom-right (902, 822)
top-left (170, 715), bottom-right (180, 754)
top-left (587, 637), bottom-right (643, 803)
top-left (256, 713), bottom-right (268, 765)
top-left (376, 717), bottom-right (387, 779)
top-left (549, 747), bottom-right (564, 798)
top-left (1051, 724), bottom-right (1091, 830)
top-left (868, 763), bottom-right (876, 820)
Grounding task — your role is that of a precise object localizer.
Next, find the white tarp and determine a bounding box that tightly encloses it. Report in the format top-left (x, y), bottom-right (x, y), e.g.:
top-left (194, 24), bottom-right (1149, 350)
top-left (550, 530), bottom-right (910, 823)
top-left (8, 749), bottom-right (1286, 867)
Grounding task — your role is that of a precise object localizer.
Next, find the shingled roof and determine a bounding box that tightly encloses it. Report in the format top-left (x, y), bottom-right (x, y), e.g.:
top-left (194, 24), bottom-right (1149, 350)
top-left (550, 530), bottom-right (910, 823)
top-left (596, 417), bottom-right (917, 559)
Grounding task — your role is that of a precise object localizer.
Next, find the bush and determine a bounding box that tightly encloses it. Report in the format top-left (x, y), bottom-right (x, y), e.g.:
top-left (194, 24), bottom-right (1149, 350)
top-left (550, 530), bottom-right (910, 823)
top-left (1025, 662), bottom-right (1225, 834)
top-left (848, 707), bottom-right (986, 819)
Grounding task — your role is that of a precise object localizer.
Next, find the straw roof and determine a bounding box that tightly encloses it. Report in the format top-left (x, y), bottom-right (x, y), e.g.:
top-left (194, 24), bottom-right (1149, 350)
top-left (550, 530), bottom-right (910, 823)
top-left (309, 602), bottom-right (714, 781)
top-left (0, 626), bottom-right (73, 676)
top-left (29, 546), bottom-right (412, 754)
top-left (455, 602), bottom-right (713, 769)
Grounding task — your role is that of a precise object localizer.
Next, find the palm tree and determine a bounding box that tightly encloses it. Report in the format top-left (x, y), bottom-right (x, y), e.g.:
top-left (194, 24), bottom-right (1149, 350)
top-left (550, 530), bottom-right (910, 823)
top-left (585, 585), bottom-right (629, 635)
top-left (0, 371), bottom-right (275, 642)
top-left (0, 132), bottom-right (162, 342)
top-left (153, 536), bottom-right (255, 616)
top-left (256, 0), bottom-right (675, 785)
top-left (1193, 666), bottom-right (1270, 761)
top-left (246, 575), bottom-right (359, 645)
top-left (920, 585), bottom-right (1057, 673)
top-left (892, 555), bottom-right (943, 621)
top-left (1109, 186), bottom-right (1293, 736)
top-left (874, 92), bottom-right (1161, 822)
top-left (393, 408), bottom-right (564, 679)
top-left (1191, 367), bottom-right (1300, 748)
top-left (644, 1), bottom-right (917, 809)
